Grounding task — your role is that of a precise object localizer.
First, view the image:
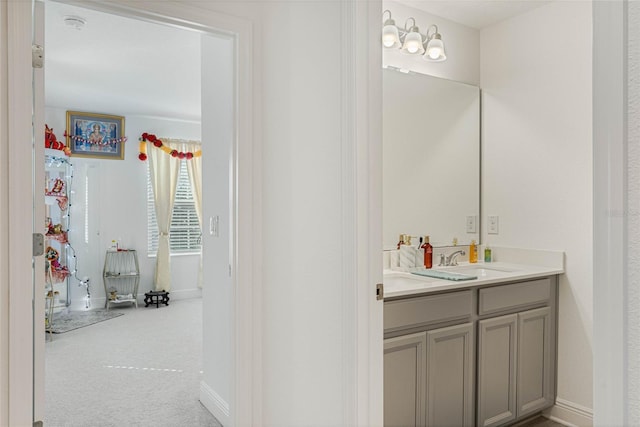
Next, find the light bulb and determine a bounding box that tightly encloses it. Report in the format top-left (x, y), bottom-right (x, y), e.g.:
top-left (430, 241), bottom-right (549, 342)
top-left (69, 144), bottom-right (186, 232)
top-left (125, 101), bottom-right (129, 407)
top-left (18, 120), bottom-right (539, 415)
top-left (428, 46), bottom-right (442, 59)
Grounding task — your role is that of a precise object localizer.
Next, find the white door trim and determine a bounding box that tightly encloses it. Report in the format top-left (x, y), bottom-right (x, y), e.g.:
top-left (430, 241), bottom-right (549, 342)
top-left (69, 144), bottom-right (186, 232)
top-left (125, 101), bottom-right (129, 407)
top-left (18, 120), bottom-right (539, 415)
top-left (341, 1), bottom-right (383, 425)
top-left (4, 1), bottom-right (37, 425)
top-left (593, 1), bottom-right (627, 424)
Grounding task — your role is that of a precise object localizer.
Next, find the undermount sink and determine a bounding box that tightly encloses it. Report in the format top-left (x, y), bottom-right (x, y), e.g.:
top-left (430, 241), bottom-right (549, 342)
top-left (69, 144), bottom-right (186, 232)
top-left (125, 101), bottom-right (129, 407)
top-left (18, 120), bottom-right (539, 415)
top-left (439, 265), bottom-right (519, 278)
top-left (410, 264), bottom-right (519, 281)
top-left (410, 269), bottom-right (477, 281)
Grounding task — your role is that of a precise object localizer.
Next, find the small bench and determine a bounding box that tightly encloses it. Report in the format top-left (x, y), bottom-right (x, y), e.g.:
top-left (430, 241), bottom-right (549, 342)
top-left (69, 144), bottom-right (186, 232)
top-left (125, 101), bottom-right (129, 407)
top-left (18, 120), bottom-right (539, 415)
top-left (144, 290), bottom-right (170, 308)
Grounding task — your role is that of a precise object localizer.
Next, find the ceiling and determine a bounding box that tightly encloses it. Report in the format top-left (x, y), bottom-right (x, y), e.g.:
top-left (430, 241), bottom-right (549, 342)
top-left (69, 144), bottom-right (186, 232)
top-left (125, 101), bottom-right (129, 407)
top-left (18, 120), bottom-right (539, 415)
top-left (45, 1), bottom-right (552, 121)
top-left (395, 0), bottom-right (552, 30)
top-left (45, 2), bottom-right (202, 122)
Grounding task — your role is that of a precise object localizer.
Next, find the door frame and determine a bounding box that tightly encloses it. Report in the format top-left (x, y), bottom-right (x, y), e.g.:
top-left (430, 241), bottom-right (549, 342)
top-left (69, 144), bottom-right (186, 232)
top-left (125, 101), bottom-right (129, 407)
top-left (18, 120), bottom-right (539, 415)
top-left (4, 1), bottom-right (260, 425)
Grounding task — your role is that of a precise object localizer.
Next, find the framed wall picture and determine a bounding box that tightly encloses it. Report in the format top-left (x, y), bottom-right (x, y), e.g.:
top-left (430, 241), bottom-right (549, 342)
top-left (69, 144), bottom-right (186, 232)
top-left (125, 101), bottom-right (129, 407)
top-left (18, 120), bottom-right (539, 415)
top-left (66, 111), bottom-right (126, 159)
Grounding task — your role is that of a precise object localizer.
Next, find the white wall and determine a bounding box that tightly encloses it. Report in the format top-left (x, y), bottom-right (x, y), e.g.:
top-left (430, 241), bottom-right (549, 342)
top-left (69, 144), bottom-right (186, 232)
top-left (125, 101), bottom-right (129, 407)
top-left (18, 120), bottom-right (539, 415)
top-left (382, 1), bottom-right (480, 85)
top-left (45, 107), bottom-right (201, 309)
top-left (260, 2), bottom-right (345, 424)
top-left (200, 33), bottom-right (233, 422)
top-left (481, 1), bottom-right (593, 420)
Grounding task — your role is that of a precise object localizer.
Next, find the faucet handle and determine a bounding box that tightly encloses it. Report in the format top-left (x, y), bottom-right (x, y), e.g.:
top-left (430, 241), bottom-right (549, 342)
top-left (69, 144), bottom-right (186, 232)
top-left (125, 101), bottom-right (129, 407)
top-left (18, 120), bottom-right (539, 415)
top-left (438, 253), bottom-right (445, 266)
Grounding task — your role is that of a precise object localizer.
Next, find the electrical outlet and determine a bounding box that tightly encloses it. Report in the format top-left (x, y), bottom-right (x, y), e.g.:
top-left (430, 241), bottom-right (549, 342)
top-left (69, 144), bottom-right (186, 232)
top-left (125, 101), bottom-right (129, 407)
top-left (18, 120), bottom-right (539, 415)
top-left (466, 215), bottom-right (477, 233)
top-left (488, 216), bottom-right (499, 234)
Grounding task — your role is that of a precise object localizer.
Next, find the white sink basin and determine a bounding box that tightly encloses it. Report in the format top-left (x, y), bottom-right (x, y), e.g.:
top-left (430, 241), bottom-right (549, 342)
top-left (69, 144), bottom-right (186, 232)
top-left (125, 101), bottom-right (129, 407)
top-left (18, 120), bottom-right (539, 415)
top-left (384, 272), bottom-right (444, 291)
top-left (439, 264), bottom-right (518, 278)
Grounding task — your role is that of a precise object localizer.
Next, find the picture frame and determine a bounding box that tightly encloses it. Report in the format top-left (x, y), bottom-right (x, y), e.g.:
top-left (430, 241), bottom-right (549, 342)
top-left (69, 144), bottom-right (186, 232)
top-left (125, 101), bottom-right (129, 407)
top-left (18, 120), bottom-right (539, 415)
top-left (66, 111), bottom-right (126, 160)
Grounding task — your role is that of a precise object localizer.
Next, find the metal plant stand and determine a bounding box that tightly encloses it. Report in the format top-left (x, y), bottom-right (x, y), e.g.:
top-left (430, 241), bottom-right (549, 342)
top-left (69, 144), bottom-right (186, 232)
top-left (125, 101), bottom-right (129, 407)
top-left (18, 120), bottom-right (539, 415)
top-left (103, 250), bottom-right (140, 310)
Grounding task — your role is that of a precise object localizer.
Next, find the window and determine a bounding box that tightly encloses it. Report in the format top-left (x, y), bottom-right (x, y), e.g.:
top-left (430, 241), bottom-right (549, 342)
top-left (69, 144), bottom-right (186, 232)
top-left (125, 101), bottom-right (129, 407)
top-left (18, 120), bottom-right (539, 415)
top-left (147, 161), bottom-right (201, 255)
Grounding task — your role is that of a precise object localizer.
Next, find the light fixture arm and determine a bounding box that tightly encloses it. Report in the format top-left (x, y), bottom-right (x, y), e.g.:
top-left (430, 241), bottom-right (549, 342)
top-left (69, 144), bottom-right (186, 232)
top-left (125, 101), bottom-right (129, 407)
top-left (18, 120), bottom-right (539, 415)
top-left (426, 24), bottom-right (439, 41)
top-left (404, 17), bottom-right (417, 32)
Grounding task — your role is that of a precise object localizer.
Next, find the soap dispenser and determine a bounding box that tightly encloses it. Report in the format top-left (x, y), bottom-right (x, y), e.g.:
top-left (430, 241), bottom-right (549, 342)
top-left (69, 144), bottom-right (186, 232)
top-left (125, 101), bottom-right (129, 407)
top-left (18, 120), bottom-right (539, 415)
top-left (484, 245), bottom-right (492, 263)
top-left (420, 235), bottom-right (433, 269)
top-left (469, 240), bottom-right (478, 263)
top-left (399, 235), bottom-right (416, 269)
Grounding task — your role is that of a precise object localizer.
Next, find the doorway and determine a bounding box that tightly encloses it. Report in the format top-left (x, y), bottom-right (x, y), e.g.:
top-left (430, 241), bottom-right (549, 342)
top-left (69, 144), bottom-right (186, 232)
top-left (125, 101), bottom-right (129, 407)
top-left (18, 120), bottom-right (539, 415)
top-left (31, 1), bottom-right (252, 425)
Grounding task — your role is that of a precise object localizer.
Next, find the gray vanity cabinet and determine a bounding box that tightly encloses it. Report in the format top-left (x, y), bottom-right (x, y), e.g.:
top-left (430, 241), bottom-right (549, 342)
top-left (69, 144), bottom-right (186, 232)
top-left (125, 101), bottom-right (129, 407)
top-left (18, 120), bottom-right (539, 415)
top-left (477, 314), bottom-right (518, 427)
top-left (477, 279), bottom-right (554, 427)
top-left (425, 323), bottom-right (474, 427)
top-left (384, 291), bottom-right (474, 427)
top-left (477, 307), bottom-right (552, 427)
top-left (517, 307), bottom-right (553, 418)
top-left (385, 276), bottom-right (557, 427)
top-left (384, 332), bottom-right (427, 427)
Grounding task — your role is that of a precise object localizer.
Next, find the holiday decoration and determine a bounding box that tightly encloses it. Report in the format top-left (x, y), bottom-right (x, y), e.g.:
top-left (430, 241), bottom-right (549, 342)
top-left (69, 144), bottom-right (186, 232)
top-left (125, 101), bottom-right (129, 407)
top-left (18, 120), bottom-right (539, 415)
top-left (45, 245), bottom-right (69, 283)
top-left (48, 178), bottom-right (65, 195)
top-left (64, 131), bottom-right (127, 148)
top-left (138, 132), bottom-right (202, 161)
top-left (45, 124), bottom-right (71, 155)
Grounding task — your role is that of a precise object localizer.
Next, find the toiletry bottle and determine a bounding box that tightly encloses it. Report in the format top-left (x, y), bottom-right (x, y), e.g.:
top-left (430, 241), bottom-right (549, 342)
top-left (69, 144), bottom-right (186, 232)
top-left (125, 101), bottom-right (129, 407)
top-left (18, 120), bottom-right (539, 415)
top-left (420, 235), bottom-right (433, 269)
top-left (397, 234), bottom-right (406, 250)
top-left (399, 236), bottom-right (416, 269)
top-left (469, 240), bottom-right (478, 263)
top-left (484, 246), bottom-right (492, 263)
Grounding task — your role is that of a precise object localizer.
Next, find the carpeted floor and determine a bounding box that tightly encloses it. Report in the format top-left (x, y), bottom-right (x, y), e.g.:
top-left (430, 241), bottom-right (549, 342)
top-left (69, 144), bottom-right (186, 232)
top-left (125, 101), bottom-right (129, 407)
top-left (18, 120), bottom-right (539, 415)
top-left (45, 298), bottom-right (221, 427)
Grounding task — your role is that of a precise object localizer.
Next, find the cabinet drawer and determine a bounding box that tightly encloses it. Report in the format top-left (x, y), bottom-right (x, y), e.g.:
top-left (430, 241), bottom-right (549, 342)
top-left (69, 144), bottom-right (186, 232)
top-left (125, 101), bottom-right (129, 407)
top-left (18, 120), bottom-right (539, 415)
top-left (385, 290), bottom-right (472, 332)
top-left (478, 278), bottom-right (551, 316)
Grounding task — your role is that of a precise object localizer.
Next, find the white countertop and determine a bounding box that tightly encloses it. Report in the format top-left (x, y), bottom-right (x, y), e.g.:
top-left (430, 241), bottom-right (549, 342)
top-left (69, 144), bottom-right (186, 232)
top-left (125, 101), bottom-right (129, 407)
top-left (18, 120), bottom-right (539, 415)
top-left (384, 247), bottom-right (565, 299)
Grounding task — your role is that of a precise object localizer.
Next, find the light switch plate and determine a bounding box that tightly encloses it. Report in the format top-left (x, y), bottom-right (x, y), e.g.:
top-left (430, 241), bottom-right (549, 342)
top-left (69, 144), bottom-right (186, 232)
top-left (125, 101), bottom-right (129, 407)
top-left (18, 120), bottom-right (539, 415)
top-left (488, 215), bottom-right (499, 234)
top-left (466, 215), bottom-right (477, 233)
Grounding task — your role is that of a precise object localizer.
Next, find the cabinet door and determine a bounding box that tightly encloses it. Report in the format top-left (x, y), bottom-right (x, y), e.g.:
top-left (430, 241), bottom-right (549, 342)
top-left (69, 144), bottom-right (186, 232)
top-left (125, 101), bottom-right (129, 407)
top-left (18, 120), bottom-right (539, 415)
top-left (477, 314), bottom-right (518, 427)
top-left (384, 332), bottom-right (427, 427)
top-left (517, 307), bottom-right (553, 417)
top-left (425, 323), bottom-right (474, 427)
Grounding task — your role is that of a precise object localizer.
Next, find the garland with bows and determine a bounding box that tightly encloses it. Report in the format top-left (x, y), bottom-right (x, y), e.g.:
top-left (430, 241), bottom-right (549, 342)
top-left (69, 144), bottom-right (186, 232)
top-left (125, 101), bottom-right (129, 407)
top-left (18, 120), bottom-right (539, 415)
top-left (64, 131), bottom-right (128, 147)
top-left (138, 133), bottom-right (202, 161)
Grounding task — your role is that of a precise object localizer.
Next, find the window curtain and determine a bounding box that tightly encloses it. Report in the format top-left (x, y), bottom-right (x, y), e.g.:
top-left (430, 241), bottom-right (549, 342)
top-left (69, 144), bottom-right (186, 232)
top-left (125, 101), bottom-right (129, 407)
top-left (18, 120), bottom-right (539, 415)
top-left (182, 141), bottom-right (203, 288)
top-left (148, 139), bottom-right (181, 291)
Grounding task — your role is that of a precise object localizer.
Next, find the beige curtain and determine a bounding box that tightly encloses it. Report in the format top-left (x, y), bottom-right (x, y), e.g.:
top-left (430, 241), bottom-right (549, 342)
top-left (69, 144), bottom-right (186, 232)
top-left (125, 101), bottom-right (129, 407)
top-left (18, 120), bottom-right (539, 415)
top-left (183, 141), bottom-right (203, 288)
top-left (148, 140), bottom-right (180, 291)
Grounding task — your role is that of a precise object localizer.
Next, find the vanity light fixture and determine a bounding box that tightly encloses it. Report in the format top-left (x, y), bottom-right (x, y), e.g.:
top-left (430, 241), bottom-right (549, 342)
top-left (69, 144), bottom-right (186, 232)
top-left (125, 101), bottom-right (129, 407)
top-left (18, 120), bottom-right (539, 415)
top-left (381, 10), bottom-right (447, 62)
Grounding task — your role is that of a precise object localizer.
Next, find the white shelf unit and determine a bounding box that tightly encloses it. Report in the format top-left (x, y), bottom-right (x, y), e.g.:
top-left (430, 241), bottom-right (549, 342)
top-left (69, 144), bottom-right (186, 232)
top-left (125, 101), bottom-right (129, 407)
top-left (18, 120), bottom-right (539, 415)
top-left (44, 148), bottom-right (72, 332)
top-left (103, 250), bottom-right (140, 310)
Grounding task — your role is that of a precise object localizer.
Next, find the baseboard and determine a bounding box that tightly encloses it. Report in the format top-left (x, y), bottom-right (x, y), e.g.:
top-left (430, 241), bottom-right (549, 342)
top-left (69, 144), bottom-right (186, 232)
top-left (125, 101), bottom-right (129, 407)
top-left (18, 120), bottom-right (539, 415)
top-left (200, 380), bottom-right (230, 426)
top-left (543, 398), bottom-right (593, 427)
top-left (165, 288), bottom-right (202, 301)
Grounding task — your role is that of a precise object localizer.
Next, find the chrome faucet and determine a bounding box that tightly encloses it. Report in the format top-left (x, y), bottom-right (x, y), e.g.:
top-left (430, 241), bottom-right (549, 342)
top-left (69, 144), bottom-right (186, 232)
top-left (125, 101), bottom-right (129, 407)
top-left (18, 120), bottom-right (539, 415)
top-left (445, 250), bottom-right (466, 266)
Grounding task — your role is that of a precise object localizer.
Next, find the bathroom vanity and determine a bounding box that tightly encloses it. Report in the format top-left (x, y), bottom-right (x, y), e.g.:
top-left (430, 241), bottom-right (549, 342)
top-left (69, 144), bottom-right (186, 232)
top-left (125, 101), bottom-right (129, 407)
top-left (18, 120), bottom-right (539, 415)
top-left (383, 252), bottom-right (563, 427)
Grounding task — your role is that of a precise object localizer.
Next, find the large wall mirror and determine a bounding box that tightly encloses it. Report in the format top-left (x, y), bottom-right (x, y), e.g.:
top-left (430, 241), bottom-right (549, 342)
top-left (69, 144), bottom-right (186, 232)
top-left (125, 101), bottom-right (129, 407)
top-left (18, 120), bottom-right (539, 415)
top-left (383, 69), bottom-right (480, 249)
